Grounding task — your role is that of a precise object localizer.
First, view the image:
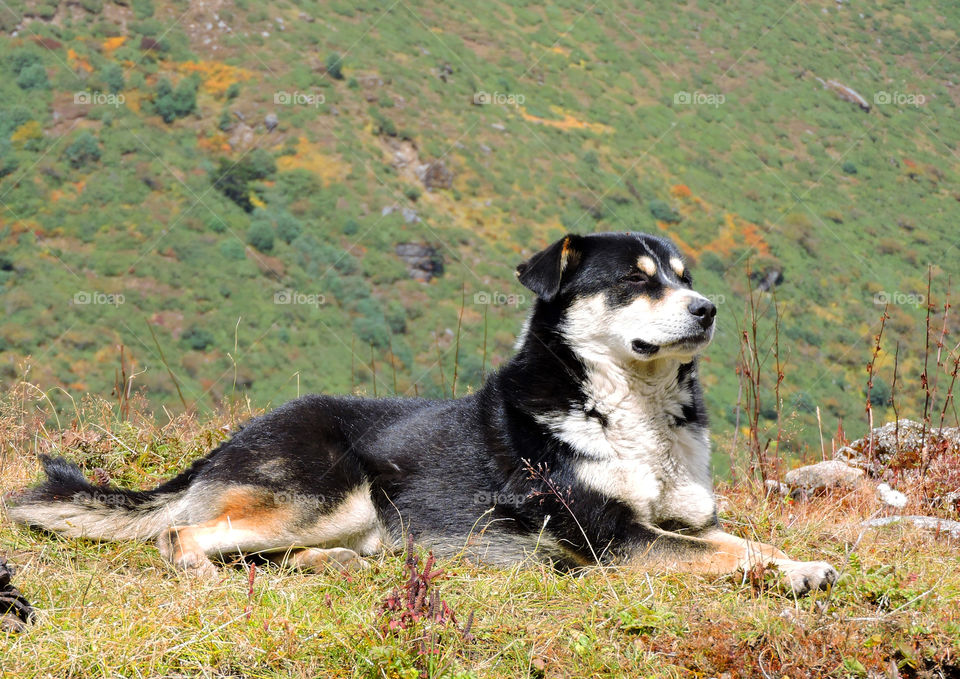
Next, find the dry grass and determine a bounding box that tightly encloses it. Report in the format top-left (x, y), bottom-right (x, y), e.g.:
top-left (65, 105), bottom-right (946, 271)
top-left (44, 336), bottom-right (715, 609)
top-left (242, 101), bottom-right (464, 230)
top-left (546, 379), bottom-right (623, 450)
top-left (1, 386), bottom-right (958, 678)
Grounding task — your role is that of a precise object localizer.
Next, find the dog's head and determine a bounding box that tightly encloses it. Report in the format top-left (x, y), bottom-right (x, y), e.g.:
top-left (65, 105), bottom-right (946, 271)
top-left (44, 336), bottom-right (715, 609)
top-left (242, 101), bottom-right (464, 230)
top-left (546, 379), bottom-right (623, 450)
top-left (516, 232), bottom-right (716, 364)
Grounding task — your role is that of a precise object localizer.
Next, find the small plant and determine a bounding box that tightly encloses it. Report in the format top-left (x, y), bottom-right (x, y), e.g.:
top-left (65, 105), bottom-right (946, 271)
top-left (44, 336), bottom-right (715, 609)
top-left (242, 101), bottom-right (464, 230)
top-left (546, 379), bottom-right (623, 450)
top-left (247, 219), bottom-right (275, 253)
top-left (649, 199), bottom-right (681, 223)
top-left (65, 132), bottom-right (101, 168)
top-left (181, 326), bottom-right (215, 351)
top-left (325, 52), bottom-right (344, 80)
top-left (376, 535), bottom-right (474, 673)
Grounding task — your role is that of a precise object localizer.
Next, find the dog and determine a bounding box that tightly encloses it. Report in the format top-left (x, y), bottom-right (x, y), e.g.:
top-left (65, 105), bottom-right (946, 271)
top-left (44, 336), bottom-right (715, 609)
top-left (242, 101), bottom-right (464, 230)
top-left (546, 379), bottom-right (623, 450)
top-left (8, 232), bottom-right (836, 595)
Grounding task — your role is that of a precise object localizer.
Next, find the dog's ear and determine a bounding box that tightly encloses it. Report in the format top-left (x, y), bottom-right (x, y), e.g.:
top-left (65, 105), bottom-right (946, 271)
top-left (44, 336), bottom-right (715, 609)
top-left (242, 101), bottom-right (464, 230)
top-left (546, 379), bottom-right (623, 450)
top-left (515, 235), bottom-right (583, 302)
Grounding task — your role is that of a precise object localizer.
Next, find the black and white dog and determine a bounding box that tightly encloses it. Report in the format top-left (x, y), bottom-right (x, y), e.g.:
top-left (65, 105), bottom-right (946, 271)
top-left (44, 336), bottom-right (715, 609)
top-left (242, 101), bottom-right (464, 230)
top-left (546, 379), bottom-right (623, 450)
top-left (9, 232), bottom-right (836, 594)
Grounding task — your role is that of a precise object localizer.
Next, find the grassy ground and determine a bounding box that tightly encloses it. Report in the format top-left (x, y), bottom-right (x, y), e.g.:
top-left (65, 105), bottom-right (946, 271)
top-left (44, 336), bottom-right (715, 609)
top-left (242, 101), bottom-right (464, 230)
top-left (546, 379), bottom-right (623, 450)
top-left (0, 389), bottom-right (958, 678)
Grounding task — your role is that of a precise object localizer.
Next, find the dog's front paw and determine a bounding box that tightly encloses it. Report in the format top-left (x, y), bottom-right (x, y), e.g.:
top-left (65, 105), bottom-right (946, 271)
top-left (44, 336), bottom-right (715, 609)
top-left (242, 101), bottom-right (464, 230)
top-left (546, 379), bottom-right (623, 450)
top-left (779, 560), bottom-right (837, 596)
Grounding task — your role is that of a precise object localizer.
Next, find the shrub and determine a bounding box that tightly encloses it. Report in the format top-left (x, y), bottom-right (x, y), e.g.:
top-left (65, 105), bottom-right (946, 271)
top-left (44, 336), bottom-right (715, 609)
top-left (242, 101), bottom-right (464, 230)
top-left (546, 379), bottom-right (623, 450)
top-left (247, 148), bottom-right (277, 179)
top-left (219, 239), bottom-right (247, 260)
top-left (649, 199), bottom-right (680, 223)
top-left (65, 132), bottom-right (101, 168)
top-left (152, 77), bottom-right (198, 123)
top-left (16, 63), bottom-right (49, 90)
top-left (100, 63), bottom-right (124, 93)
top-left (212, 153), bottom-right (275, 211)
top-left (181, 325), bottom-right (215, 351)
top-left (247, 219), bottom-right (275, 253)
top-left (275, 211), bottom-right (302, 244)
top-left (842, 161), bottom-right (858, 175)
top-left (225, 82), bottom-right (240, 99)
top-left (133, 0), bottom-right (154, 19)
top-left (325, 52), bottom-right (344, 80)
top-left (218, 109), bottom-right (232, 131)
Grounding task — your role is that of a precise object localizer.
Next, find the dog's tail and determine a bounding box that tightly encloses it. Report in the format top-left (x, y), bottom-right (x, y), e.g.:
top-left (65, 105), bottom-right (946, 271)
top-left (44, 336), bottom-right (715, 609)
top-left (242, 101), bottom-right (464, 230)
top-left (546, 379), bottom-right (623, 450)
top-left (5, 455), bottom-right (204, 541)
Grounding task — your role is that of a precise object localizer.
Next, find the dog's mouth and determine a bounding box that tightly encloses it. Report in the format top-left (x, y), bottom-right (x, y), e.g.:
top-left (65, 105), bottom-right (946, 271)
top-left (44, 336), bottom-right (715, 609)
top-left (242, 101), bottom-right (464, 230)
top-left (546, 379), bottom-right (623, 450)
top-left (630, 330), bottom-right (713, 357)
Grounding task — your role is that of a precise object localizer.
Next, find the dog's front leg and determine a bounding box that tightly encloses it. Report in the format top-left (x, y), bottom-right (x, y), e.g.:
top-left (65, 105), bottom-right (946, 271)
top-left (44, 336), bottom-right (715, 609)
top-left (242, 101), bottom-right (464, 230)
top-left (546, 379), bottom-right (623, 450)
top-left (697, 527), bottom-right (837, 596)
top-left (628, 526), bottom-right (837, 596)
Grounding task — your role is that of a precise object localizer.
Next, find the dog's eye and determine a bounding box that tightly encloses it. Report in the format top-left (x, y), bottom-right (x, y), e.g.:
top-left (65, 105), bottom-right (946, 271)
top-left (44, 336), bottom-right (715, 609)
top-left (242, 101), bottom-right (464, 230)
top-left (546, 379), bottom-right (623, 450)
top-left (622, 271), bottom-right (649, 284)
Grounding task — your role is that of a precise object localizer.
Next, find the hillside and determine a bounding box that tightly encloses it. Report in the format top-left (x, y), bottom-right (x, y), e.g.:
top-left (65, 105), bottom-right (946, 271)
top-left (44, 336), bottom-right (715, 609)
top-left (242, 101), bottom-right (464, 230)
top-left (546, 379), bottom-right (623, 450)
top-left (0, 0), bottom-right (958, 466)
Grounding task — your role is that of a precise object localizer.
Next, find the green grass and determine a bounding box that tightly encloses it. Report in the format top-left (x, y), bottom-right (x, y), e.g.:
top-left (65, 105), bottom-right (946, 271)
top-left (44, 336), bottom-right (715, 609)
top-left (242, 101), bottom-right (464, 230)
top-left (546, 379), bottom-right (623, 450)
top-left (1, 391), bottom-right (959, 677)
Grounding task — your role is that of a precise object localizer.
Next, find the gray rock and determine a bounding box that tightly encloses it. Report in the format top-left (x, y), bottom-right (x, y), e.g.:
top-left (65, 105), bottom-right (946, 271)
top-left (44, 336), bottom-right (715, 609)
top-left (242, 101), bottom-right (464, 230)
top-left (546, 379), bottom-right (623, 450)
top-left (863, 515), bottom-right (960, 539)
top-left (835, 419), bottom-right (960, 476)
top-left (265, 112), bottom-right (278, 131)
top-left (764, 479), bottom-right (790, 496)
top-left (416, 160), bottom-right (454, 190)
top-left (784, 460), bottom-right (864, 491)
top-left (395, 243), bottom-right (444, 282)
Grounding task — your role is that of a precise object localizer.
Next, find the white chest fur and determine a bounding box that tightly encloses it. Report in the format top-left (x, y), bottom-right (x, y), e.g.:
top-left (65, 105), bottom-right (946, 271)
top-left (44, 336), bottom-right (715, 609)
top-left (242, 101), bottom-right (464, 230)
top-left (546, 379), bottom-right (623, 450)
top-left (537, 359), bottom-right (716, 528)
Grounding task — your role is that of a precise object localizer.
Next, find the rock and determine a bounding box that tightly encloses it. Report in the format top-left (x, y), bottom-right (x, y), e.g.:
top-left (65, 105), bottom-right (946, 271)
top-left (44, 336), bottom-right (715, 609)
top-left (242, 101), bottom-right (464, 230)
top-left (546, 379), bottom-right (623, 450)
top-left (835, 419), bottom-right (960, 476)
top-left (381, 205), bottom-right (421, 224)
top-left (876, 483), bottom-right (908, 509)
top-left (395, 243), bottom-right (444, 282)
top-left (416, 160), bottom-right (454, 190)
top-left (938, 490), bottom-right (960, 512)
top-left (264, 112), bottom-right (278, 131)
top-left (784, 460), bottom-right (864, 491)
top-left (764, 479), bottom-right (790, 496)
top-left (863, 516), bottom-right (960, 539)
top-left (228, 122), bottom-right (255, 150)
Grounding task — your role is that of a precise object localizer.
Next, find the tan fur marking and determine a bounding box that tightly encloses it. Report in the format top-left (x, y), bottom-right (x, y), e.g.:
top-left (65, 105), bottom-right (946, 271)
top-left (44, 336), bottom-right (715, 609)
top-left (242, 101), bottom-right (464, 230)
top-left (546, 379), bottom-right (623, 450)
top-left (669, 257), bottom-right (685, 278)
top-left (560, 236), bottom-right (572, 272)
top-left (637, 255), bottom-right (657, 276)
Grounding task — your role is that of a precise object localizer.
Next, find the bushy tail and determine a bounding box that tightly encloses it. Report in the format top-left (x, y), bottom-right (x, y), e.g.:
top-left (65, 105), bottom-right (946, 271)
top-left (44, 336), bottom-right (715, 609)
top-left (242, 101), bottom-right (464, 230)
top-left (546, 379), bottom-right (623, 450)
top-left (5, 456), bottom-right (196, 541)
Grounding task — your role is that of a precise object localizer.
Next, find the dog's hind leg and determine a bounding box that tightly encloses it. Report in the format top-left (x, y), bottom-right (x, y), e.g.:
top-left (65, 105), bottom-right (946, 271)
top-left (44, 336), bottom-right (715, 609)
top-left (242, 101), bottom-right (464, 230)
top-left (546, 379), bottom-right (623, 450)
top-left (265, 547), bottom-right (368, 572)
top-left (156, 483), bottom-right (385, 576)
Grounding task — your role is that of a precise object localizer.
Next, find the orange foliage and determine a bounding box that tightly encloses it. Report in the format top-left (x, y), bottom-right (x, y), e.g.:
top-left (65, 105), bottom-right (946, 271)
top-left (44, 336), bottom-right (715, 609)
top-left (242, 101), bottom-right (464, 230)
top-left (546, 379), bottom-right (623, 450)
top-left (198, 132), bottom-right (231, 153)
top-left (670, 184), bottom-right (692, 198)
top-left (518, 106), bottom-right (613, 134)
top-left (170, 60), bottom-right (255, 96)
top-left (67, 48), bottom-right (93, 73)
top-left (701, 213), bottom-right (770, 257)
top-left (275, 136), bottom-right (350, 185)
top-left (102, 36), bottom-right (126, 53)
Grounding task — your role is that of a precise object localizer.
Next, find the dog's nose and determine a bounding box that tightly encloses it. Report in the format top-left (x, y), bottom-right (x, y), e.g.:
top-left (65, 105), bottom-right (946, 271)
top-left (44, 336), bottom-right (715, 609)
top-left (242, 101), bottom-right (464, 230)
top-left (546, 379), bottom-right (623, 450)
top-left (688, 298), bottom-right (716, 329)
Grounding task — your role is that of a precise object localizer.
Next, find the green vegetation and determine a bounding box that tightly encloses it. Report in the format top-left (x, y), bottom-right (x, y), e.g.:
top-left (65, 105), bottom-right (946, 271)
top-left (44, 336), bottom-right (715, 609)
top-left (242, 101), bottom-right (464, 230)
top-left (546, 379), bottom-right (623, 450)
top-left (0, 0), bottom-right (956, 471)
